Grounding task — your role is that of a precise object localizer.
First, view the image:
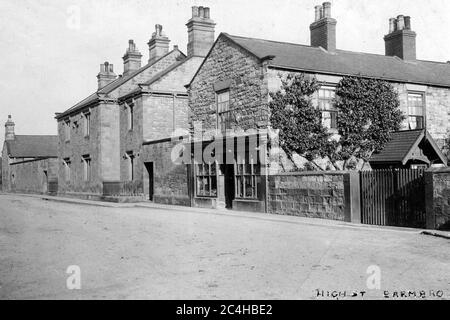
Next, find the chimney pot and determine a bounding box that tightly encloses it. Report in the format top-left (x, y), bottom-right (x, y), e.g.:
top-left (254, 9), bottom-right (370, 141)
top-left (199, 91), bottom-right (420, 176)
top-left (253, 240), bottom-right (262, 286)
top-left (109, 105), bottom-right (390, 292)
top-left (314, 5), bottom-right (322, 21)
top-left (310, 3), bottom-right (337, 51)
top-left (148, 24), bottom-right (170, 63)
top-left (97, 61), bottom-right (117, 89)
top-left (4, 115), bottom-right (15, 141)
top-left (204, 7), bottom-right (210, 19)
top-left (323, 2), bottom-right (331, 18)
top-left (384, 15), bottom-right (416, 60)
top-left (192, 6), bottom-right (199, 18)
top-left (389, 18), bottom-right (396, 33)
top-left (187, 5), bottom-right (215, 57)
top-left (404, 16), bottom-right (411, 30)
top-left (397, 15), bottom-right (405, 30)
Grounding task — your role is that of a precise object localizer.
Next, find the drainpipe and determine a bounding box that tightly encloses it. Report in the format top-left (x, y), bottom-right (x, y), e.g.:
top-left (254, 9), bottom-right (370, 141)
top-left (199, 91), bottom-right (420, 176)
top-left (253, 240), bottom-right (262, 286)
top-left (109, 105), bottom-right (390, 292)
top-left (173, 94), bottom-right (176, 132)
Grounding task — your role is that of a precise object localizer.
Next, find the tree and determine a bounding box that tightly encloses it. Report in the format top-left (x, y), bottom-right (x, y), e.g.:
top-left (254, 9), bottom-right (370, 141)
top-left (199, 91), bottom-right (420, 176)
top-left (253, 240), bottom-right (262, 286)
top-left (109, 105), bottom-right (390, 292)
top-left (334, 76), bottom-right (405, 168)
top-left (269, 73), bottom-right (404, 171)
top-left (268, 73), bottom-right (333, 170)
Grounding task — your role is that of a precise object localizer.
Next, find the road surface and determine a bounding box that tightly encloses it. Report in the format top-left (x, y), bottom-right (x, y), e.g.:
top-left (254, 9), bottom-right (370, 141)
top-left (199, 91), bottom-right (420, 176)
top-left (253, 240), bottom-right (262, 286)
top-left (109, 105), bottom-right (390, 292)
top-left (0, 194), bottom-right (448, 299)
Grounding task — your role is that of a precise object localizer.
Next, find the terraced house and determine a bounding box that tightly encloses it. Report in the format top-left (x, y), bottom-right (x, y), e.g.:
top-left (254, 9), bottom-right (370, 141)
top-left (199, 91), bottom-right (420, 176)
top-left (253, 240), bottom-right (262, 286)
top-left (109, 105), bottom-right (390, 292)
top-left (55, 6), bottom-right (215, 201)
top-left (185, 2), bottom-right (450, 213)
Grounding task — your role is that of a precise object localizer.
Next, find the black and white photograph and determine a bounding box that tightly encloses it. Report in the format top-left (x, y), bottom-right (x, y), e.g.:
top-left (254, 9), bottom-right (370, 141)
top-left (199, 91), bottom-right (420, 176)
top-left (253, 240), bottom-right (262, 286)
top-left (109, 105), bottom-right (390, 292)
top-left (0, 0), bottom-right (449, 306)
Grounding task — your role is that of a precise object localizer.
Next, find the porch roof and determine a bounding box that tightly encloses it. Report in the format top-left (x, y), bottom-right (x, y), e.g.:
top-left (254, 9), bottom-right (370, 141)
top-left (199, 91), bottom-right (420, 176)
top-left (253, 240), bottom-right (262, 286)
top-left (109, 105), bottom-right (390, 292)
top-left (369, 130), bottom-right (447, 166)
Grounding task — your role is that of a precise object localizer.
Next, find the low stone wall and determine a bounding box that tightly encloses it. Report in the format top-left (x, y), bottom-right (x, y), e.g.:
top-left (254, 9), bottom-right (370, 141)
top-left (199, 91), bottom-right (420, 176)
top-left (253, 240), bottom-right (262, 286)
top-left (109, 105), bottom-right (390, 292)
top-left (425, 169), bottom-right (450, 230)
top-left (268, 172), bottom-right (360, 222)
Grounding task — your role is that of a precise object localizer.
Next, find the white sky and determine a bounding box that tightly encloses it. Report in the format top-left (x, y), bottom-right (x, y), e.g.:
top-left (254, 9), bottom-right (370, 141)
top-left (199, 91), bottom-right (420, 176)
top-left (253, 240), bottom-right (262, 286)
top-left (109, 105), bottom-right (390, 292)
top-left (0, 0), bottom-right (449, 148)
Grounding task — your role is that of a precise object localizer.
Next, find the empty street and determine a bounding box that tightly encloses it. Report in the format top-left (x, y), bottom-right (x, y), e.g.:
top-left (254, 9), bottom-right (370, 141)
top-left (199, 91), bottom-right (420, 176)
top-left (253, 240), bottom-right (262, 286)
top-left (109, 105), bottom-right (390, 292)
top-left (0, 194), bottom-right (448, 300)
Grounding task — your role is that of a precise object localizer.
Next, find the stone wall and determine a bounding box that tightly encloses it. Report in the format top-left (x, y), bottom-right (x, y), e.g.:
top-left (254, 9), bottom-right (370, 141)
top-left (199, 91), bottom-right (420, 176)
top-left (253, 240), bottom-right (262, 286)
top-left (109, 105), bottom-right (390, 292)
top-left (188, 35), bottom-right (270, 132)
top-left (7, 158), bottom-right (58, 194)
top-left (141, 139), bottom-right (190, 206)
top-left (268, 172), bottom-right (347, 221)
top-left (57, 105), bottom-right (103, 195)
top-left (425, 169), bottom-right (450, 230)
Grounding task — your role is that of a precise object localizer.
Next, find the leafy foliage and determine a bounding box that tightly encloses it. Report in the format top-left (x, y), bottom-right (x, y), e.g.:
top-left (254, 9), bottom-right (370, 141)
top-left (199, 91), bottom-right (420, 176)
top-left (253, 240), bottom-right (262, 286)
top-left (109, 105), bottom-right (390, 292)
top-left (268, 73), bottom-right (332, 162)
top-left (334, 77), bottom-right (405, 163)
top-left (269, 73), bottom-right (405, 170)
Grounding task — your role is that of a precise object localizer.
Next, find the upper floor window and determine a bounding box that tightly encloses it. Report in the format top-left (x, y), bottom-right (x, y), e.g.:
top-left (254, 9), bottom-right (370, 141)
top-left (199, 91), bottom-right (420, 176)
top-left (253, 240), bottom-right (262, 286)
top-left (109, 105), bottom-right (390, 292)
top-left (318, 86), bottom-right (337, 130)
top-left (64, 120), bottom-right (70, 141)
top-left (126, 102), bottom-right (134, 131)
top-left (83, 112), bottom-right (91, 137)
top-left (125, 151), bottom-right (135, 181)
top-left (217, 90), bottom-right (231, 134)
top-left (407, 93), bottom-right (425, 130)
top-left (82, 154), bottom-right (91, 181)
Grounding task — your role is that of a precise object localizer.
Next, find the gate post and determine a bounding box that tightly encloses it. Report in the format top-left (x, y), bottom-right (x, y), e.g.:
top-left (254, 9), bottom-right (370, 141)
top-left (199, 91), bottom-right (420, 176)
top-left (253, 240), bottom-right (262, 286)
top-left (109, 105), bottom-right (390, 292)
top-left (424, 171), bottom-right (435, 229)
top-left (344, 171), bottom-right (361, 223)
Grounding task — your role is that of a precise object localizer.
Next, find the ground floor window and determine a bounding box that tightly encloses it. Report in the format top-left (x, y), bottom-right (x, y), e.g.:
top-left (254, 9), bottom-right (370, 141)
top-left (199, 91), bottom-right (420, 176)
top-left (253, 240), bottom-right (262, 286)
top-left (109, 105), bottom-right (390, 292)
top-left (126, 151), bottom-right (135, 181)
top-left (82, 155), bottom-right (91, 181)
top-left (235, 159), bottom-right (260, 199)
top-left (195, 162), bottom-right (217, 197)
top-left (63, 158), bottom-right (71, 181)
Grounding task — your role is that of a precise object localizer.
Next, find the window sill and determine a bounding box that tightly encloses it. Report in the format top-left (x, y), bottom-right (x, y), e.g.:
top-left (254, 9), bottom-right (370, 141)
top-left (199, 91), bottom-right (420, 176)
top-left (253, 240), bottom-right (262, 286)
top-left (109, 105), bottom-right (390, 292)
top-left (234, 198), bottom-right (261, 202)
top-left (195, 195), bottom-right (217, 199)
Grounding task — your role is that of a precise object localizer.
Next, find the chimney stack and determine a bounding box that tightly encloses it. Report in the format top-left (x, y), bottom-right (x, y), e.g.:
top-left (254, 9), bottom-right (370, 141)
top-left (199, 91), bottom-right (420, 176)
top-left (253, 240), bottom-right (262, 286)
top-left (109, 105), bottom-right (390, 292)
top-left (4, 115), bottom-right (15, 141)
top-left (147, 24), bottom-right (170, 63)
top-left (186, 6), bottom-right (216, 57)
top-left (122, 40), bottom-right (142, 77)
top-left (97, 62), bottom-right (117, 90)
top-left (384, 15), bottom-right (417, 60)
top-left (310, 2), bottom-right (337, 52)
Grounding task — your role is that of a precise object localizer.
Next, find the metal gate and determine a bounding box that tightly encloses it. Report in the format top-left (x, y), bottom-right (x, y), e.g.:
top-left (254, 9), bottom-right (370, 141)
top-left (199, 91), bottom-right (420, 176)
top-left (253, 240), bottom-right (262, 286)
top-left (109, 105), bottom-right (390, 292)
top-left (360, 169), bottom-right (426, 228)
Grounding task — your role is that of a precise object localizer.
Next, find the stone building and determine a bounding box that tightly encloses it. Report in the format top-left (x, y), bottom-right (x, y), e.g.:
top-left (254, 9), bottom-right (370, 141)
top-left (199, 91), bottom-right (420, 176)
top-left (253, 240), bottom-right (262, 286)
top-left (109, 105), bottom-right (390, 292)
top-left (1, 115), bottom-right (58, 194)
top-left (55, 6), bottom-right (215, 202)
top-left (184, 2), bottom-right (450, 213)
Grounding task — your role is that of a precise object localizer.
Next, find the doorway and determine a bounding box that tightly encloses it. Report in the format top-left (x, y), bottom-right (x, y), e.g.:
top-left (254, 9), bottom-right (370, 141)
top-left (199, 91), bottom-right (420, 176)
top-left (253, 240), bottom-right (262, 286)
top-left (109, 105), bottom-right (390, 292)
top-left (222, 164), bottom-right (235, 209)
top-left (43, 170), bottom-right (48, 194)
top-left (144, 162), bottom-right (154, 201)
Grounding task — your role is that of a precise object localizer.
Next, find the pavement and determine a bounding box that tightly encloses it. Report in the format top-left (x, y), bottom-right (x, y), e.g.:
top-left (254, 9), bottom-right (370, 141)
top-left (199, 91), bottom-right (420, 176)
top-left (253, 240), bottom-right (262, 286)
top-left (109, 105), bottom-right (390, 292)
top-left (0, 193), bottom-right (449, 300)
top-left (16, 192), bottom-right (431, 235)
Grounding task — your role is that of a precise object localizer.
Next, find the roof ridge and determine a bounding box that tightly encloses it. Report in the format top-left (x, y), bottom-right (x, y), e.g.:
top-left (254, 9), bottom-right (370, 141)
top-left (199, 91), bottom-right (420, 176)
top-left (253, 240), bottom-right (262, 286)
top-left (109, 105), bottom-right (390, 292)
top-left (226, 33), bottom-right (319, 50)
top-left (228, 33), bottom-right (448, 66)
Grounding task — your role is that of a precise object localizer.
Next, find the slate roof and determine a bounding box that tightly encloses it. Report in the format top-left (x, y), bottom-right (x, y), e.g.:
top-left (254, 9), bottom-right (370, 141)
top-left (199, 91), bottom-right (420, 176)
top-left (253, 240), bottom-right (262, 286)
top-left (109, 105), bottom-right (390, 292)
top-left (221, 33), bottom-right (450, 88)
top-left (370, 130), bottom-right (423, 164)
top-left (57, 49), bottom-right (186, 119)
top-left (5, 135), bottom-right (58, 158)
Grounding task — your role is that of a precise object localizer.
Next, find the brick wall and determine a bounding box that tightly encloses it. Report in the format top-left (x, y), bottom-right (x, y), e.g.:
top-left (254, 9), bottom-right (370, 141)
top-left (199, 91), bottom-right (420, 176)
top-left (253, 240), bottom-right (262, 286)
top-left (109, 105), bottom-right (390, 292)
top-left (188, 35), bottom-right (270, 132)
top-left (141, 139), bottom-right (190, 206)
top-left (268, 172), bottom-right (346, 220)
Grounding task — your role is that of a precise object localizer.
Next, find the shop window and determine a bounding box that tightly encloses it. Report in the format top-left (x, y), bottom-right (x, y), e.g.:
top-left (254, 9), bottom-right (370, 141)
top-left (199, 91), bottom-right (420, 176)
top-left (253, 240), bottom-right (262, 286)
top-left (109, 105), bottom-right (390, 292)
top-left (235, 157), bottom-right (260, 200)
top-left (195, 162), bottom-right (217, 197)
